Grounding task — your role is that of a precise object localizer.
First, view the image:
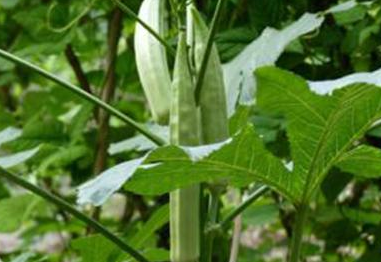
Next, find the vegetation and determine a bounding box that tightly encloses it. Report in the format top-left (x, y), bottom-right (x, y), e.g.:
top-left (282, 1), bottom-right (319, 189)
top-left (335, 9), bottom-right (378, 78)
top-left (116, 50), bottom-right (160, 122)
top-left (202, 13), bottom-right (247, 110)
top-left (1, 0), bottom-right (381, 262)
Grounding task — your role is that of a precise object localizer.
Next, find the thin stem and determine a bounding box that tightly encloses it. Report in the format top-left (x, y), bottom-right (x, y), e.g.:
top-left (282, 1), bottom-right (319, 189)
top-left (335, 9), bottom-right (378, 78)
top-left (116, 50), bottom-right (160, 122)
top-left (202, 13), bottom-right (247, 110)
top-left (0, 49), bottom-right (166, 146)
top-left (194, 0), bottom-right (226, 105)
top-left (111, 0), bottom-right (176, 57)
top-left (203, 187), bottom-right (222, 262)
top-left (65, 44), bottom-right (93, 95)
top-left (0, 167), bottom-right (150, 262)
top-left (219, 185), bottom-right (269, 229)
top-left (288, 204), bottom-right (309, 262)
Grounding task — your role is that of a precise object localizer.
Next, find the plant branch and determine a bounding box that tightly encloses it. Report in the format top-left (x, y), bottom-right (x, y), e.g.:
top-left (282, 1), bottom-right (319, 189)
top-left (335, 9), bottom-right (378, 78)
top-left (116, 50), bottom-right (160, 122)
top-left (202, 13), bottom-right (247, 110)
top-left (0, 49), bottom-right (166, 146)
top-left (111, 0), bottom-right (176, 57)
top-left (228, 215), bottom-right (242, 262)
top-left (194, 0), bottom-right (226, 105)
top-left (64, 44), bottom-right (93, 95)
top-left (0, 167), bottom-right (150, 262)
top-left (219, 185), bottom-right (269, 229)
top-left (94, 7), bottom-right (123, 175)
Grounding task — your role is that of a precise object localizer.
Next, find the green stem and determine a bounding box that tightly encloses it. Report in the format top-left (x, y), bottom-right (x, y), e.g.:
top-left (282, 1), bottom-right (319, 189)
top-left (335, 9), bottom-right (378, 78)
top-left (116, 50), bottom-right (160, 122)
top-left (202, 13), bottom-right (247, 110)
top-left (0, 49), bottom-right (165, 146)
top-left (203, 187), bottom-right (222, 262)
top-left (288, 204), bottom-right (309, 262)
top-left (0, 167), bottom-right (150, 262)
top-left (219, 185), bottom-right (269, 229)
top-left (194, 0), bottom-right (226, 105)
top-left (112, 0), bottom-right (176, 57)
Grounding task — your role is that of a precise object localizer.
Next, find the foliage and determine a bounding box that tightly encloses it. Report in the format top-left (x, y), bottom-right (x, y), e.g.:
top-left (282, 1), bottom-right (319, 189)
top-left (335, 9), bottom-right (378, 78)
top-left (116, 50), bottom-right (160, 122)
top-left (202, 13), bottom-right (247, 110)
top-left (1, 0), bottom-right (381, 262)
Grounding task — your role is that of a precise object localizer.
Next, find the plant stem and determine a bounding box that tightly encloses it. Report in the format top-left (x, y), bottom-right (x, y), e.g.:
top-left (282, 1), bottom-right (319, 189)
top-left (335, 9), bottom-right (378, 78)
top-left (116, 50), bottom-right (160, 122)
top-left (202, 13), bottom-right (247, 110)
top-left (203, 187), bottom-right (222, 262)
top-left (194, 0), bottom-right (225, 105)
top-left (0, 49), bottom-right (166, 146)
top-left (0, 167), bottom-right (150, 262)
top-left (288, 204), bottom-right (309, 262)
top-left (219, 185), bottom-right (269, 229)
top-left (64, 44), bottom-right (93, 95)
top-left (94, 7), bottom-right (123, 175)
top-left (112, 0), bottom-right (176, 57)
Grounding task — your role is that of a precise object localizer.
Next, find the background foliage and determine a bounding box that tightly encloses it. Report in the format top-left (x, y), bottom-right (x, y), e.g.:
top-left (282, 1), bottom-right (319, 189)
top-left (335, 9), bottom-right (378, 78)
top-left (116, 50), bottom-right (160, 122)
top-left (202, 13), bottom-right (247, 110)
top-left (1, 0), bottom-right (381, 261)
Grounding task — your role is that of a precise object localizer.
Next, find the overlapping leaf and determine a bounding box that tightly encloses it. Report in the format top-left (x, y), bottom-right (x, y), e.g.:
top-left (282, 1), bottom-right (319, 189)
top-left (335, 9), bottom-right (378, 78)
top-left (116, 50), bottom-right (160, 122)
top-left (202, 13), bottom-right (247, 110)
top-left (256, 66), bottom-right (381, 202)
top-left (124, 125), bottom-right (297, 202)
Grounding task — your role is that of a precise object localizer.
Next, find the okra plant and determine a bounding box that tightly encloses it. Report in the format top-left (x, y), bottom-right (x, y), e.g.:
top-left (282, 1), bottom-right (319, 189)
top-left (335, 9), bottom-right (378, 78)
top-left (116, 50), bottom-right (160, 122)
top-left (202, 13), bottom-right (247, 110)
top-left (1, 1), bottom-right (381, 262)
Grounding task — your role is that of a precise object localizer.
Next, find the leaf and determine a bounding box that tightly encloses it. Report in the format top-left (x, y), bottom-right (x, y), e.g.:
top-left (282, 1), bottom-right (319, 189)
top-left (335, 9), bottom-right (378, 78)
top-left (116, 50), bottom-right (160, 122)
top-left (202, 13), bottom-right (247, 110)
top-left (309, 68), bottom-right (381, 95)
top-left (109, 124), bottom-right (169, 155)
top-left (336, 145), bottom-right (381, 178)
top-left (125, 125), bottom-right (297, 202)
top-left (256, 66), bottom-right (381, 202)
top-left (0, 146), bottom-right (40, 169)
top-left (222, 13), bottom-right (324, 116)
top-left (0, 127), bottom-right (22, 147)
top-left (38, 145), bottom-right (89, 175)
top-left (77, 157), bottom-right (147, 206)
top-left (10, 253), bottom-right (35, 262)
top-left (0, 194), bottom-right (39, 232)
top-left (130, 204), bottom-right (169, 248)
top-left (341, 207), bottom-right (381, 225)
top-left (72, 235), bottom-right (121, 262)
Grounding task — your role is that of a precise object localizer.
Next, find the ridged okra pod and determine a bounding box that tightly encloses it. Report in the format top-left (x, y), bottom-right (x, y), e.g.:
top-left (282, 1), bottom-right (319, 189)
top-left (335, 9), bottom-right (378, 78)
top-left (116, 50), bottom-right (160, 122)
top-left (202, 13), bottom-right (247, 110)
top-left (170, 31), bottom-right (201, 262)
top-left (192, 7), bottom-right (229, 262)
top-left (192, 8), bottom-right (229, 144)
top-left (135, 0), bottom-right (171, 124)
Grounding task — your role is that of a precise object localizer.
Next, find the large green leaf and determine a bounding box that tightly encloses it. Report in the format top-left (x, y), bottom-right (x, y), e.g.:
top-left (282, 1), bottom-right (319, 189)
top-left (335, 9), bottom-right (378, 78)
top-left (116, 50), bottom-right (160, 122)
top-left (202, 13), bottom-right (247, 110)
top-left (256, 66), bottom-right (381, 202)
top-left (125, 125), bottom-right (297, 201)
top-left (78, 125), bottom-right (295, 205)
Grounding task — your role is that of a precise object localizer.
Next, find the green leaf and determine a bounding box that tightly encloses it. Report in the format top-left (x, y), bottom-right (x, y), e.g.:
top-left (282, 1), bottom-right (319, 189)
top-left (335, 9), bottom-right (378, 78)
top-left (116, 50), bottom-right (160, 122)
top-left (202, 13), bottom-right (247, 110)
top-left (336, 145), bottom-right (381, 178)
top-left (37, 145), bottom-right (89, 175)
top-left (109, 124), bottom-right (168, 155)
top-left (256, 66), bottom-right (381, 202)
top-left (72, 235), bottom-right (121, 262)
top-left (0, 127), bottom-right (21, 147)
top-left (0, 194), bottom-right (39, 232)
top-left (0, 146), bottom-right (40, 169)
top-left (130, 204), bottom-right (169, 248)
top-left (125, 125), bottom-right (297, 202)
top-left (223, 13), bottom-right (324, 116)
top-left (77, 157), bottom-right (147, 206)
top-left (309, 68), bottom-right (381, 95)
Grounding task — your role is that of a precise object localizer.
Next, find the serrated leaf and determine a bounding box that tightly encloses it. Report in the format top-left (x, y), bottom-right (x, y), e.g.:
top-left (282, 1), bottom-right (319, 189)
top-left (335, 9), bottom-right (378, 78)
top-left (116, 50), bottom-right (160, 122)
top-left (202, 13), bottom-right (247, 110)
top-left (223, 13), bottom-right (324, 116)
top-left (125, 125), bottom-right (297, 202)
top-left (256, 66), bottom-right (381, 202)
top-left (336, 145), bottom-right (381, 178)
top-left (77, 157), bottom-right (147, 206)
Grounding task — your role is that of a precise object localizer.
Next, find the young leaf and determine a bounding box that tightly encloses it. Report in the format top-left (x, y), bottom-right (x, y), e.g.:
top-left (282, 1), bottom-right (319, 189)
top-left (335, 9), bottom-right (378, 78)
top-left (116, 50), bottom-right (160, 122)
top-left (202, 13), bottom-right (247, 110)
top-left (256, 66), bottom-right (381, 202)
